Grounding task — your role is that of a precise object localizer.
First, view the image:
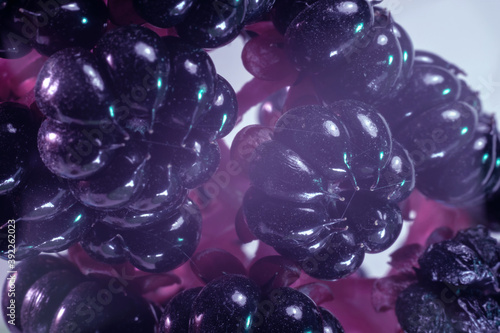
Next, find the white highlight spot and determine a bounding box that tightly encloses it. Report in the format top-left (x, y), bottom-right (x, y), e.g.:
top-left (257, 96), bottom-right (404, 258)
top-left (423, 73), bottom-right (444, 85)
top-left (135, 42), bottom-right (157, 62)
top-left (391, 156), bottom-right (402, 173)
top-left (357, 114), bottom-right (378, 138)
top-left (286, 306), bottom-right (303, 320)
top-left (324, 120), bottom-right (340, 137)
top-left (377, 34), bottom-right (388, 46)
top-left (441, 109), bottom-right (460, 121)
top-left (184, 60), bottom-right (198, 74)
top-left (337, 1), bottom-right (358, 14)
top-left (231, 291), bottom-right (247, 307)
top-left (83, 65), bottom-right (104, 91)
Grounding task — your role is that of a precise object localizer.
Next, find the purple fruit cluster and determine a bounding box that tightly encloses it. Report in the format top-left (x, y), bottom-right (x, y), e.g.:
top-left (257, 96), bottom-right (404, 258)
top-left (396, 226), bottom-right (500, 332)
top-left (0, 24), bottom-right (238, 273)
top-left (243, 101), bottom-right (414, 280)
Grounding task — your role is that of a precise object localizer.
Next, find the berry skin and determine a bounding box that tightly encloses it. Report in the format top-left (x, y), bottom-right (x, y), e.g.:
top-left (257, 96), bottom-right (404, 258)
top-left (389, 23), bottom-right (415, 93)
top-left (273, 105), bottom-right (350, 183)
top-left (249, 140), bottom-right (330, 203)
top-left (285, 0), bottom-right (374, 72)
top-left (378, 64), bottom-right (462, 126)
top-left (176, 0), bottom-right (247, 48)
top-left (1, 255), bottom-right (157, 333)
top-left (373, 140), bottom-right (415, 202)
top-left (68, 142), bottom-right (148, 211)
top-left (35, 48), bottom-right (115, 125)
top-left (330, 100), bottom-right (393, 185)
top-left (37, 119), bottom-right (122, 180)
top-left (416, 115), bottom-right (496, 206)
top-left (22, 0), bottom-right (109, 56)
top-left (395, 226), bottom-right (500, 333)
top-left (160, 287), bottom-right (203, 333)
top-left (394, 101), bottom-right (478, 172)
top-left (320, 307), bottom-right (345, 333)
top-left (94, 25), bottom-right (170, 123)
top-left (313, 21), bottom-right (403, 104)
top-left (132, 0), bottom-right (196, 28)
top-left (254, 287), bottom-right (324, 332)
top-left (340, 191), bottom-right (403, 253)
top-left (243, 186), bottom-right (332, 251)
top-left (194, 74), bottom-right (238, 140)
top-left (189, 275), bottom-right (260, 332)
top-left (0, 102), bottom-right (39, 194)
top-left (245, 0), bottom-right (276, 24)
top-left (156, 37), bottom-right (217, 130)
top-left (82, 199), bottom-right (202, 273)
top-left (271, 0), bottom-right (319, 35)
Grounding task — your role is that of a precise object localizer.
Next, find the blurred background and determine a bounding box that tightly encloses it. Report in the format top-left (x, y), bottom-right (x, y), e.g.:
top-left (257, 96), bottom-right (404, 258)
top-left (1, 0), bottom-right (500, 331)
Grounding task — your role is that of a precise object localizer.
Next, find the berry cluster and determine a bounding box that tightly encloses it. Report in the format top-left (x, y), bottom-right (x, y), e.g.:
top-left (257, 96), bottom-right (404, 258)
top-left (395, 226), bottom-right (500, 332)
top-left (2, 255), bottom-right (157, 332)
top-left (160, 274), bottom-right (344, 332)
top-left (0, 0), bottom-right (499, 332)
top-left (0, 0), bottom-right (108, 58)
top-left (240, 101), bottom-right (414, 280)
top-left (0, 24), bottom-right (238, 273)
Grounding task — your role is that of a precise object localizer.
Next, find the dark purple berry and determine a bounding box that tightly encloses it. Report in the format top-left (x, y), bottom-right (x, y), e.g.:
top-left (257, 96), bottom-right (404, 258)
top-left (35, 48), bottom-right (115, 125)
top-left (132, 0), bottom-right (196, 28)
top-left (285, 0), bottom-right (374, 72)
top-left (176, 0), bottom-right (247, 48)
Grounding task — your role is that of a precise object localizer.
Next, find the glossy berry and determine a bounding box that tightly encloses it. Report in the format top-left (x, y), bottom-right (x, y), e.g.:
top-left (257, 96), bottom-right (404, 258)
top-left (373, 140), bottom-right (415, 202)
top-left (330, 100), bottom-right (393, 185)
top-left (68, 142), bottom-right (148, 210)
top-left (176, 0), bottom-right (247, 48)
top-left (249, 140), bottom-right (330, 203)
top-left (396, 226), bottom-right (500, 333)
top-left (38, 119), bottom-right (123, 180)
top-left (82, 199), bottom-right (202, 272)
top-left (313, 22), bottom-right (403, 104)
top-left (0, 102), bottom-right (39, 194)
top-left (7, 203), bottom-right (92, 257)
top-left (245, 0), bottom-right (276, 24)
top-left (1, 255), bottom-right (69, 332)
top-left (378, 64), bottom-right (462, 126)
top-left (128, 158), bottom-right (186, 213)
top-left (51, 280), bottom-right (157, 333)
top-left (150, 129), bottom-right (221, 189)
top-left (94, 25), bottom-right (170, 123)
top-left (320, 307), bottom-right (345, 333)
top-left (243, 186), bottom-right (332, 250)
top-left (340, 191), bottom-right (403, 253)
top-left (22, 0), bottom-right (108, 56)
top-left (271, 0), bottom-right (319, 35)
top-left (193, 74), bottom-right (238, 140)
top-left (132, 0), bottom-right (196, 28)
top-left (1, 255), bottom-right (157, 333)
top-left (156, 37), bottom-right (216, 130)
top-left (293, 229), bottom-right (365, 280)
top-left (35, 48), bottom-right (115, 125)
top-left (160, 287), bottom-right (202, 333)
top-left (273, 105), bottom-right (350, 183)
top-left (255, 287), bottom-right (323, 332)
top-left (13, 164), bottom-right (75, 221)
top-left (387, 22), bottom-right (415, 94)
top-left (414, 50), bottom-right (465, 75)
top-left (189, 275), bottom-right (260, 332)
top-left (416, 116), bottom-right (496, 205)
top-left (394, 101), bottom-right (478, 172)
top-left (285, 0), bottom-right (374, 72)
